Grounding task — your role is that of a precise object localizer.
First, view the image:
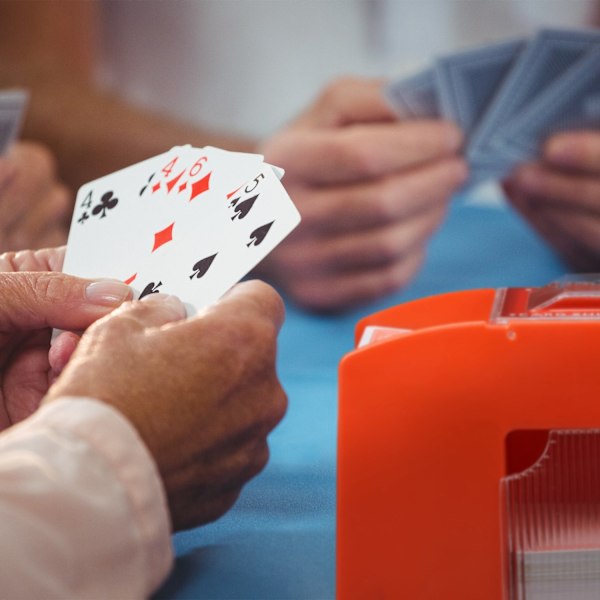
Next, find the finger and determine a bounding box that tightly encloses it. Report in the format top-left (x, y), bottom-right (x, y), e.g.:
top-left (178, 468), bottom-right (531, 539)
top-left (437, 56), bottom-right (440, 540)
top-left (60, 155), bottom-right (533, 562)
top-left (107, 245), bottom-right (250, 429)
top-left (0, 272), bottom-right (132, 331)
top-left (49, 331), bottom-right (81, 376)
top-left (297, 157), bottom-right (467, 235)
top-left (286, 250), bottom-right (426, 312)
top-left (511, 163), bottom-right (600, 213)
top-left (545, 131), bottom-right (600, 174)
top-left (267, 120), bottom-right (463, 186)
top-left (107, 293), bottom-right (187, 330)
top-left (276, 205), bottom-right (446, 276)
top-left (0, 246), bottom-right (66, 273)
top-left (293, 77), bottom-right (397, 128)
top-left (217, 280), bottom-right (285, 332)
top-left (508, 188), bottom-right (598, 270)
top-left (5, 183), bottom-right (72, 251)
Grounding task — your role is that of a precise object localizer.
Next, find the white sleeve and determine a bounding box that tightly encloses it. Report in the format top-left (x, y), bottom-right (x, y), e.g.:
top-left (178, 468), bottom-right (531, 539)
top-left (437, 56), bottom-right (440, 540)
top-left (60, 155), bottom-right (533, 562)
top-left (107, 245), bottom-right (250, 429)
top-left (0, 397), bottom-right (173, 599)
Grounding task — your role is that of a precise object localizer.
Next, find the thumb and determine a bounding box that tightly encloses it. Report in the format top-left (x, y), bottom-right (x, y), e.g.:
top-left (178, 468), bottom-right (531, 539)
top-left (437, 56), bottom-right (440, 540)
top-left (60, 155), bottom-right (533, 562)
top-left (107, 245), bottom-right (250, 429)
top-left (0, 272), bottom-right (132, 331)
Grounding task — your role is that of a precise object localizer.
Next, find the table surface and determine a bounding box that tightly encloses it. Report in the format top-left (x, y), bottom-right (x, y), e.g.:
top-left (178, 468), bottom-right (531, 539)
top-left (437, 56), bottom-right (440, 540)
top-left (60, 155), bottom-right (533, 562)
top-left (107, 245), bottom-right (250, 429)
top-left (155, 194), bottom-right (568, 599)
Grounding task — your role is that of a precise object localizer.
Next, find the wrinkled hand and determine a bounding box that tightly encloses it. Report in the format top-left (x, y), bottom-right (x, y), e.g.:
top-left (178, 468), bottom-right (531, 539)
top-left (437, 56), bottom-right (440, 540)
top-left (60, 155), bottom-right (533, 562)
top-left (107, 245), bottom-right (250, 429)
top-left (0, 249), bottom-right (132, 431)
top-left (0, 141), bottom-right (71, 252)
top-left (44, 280), bottom-right (287, 531)
top-left (504, 130), bottom-right (600, 270)
top-left (258, 78), bottom-right (468, 311)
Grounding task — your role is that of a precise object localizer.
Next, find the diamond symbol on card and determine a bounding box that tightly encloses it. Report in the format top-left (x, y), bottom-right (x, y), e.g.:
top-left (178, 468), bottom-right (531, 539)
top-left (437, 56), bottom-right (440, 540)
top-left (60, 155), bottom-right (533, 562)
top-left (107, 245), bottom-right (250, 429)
top-left (152, 222), bottom-right (175, 252)
top-left (226, 184), bottom-right (243, 200)
top-left (189, 172), bottom-right (211, 202)
top-left (179, 182), bottom-right (187, 192)
top-left (152, 181), bottom-right (161, 193)
top-left (166, 170), bottom-right (185, 193)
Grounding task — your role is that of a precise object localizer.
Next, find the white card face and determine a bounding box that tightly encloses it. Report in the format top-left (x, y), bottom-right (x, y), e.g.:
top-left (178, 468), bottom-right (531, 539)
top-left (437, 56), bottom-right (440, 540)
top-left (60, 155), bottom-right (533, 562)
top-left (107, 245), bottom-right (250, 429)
top-left (64, 148), bottom-right (301, 315)
top-left (63, 146), bottom-right (191, 282)
top-left (131, 165), bottom-right (300, 313)
top-left (0, 89), bottom-right (28, 154)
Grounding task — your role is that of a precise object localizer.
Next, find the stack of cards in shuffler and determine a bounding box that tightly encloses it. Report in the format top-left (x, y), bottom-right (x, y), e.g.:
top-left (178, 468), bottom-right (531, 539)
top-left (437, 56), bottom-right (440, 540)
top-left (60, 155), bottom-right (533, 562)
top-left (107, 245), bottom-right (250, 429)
top-left (0, 89), bottom-right (28, 154)
top-left (386, 28), bottom-right (600, 185)
top-left (62, 145), bottom-right (301, 315)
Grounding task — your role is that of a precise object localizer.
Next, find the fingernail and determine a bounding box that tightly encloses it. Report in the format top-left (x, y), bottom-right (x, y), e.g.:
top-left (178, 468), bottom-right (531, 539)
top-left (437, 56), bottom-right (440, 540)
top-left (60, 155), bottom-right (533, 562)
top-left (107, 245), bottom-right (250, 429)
top-left (85, 280), bottom-right (133, 306)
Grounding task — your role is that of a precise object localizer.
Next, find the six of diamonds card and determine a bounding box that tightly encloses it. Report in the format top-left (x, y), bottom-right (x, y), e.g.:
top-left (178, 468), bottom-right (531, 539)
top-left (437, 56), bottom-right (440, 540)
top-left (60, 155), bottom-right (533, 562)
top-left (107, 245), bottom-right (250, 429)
top-left (62, 145), bottom-right (301, 315)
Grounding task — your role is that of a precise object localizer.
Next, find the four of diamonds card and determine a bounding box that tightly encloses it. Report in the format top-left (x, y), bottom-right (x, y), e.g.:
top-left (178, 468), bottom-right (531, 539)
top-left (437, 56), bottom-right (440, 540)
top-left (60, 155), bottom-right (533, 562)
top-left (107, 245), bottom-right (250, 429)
top-left (62, 145), bottom-right (301, 314)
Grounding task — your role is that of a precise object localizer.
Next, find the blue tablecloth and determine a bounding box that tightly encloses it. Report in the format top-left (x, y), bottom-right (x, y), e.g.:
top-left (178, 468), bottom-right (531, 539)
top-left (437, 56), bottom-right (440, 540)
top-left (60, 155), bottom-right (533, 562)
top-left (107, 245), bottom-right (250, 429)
top-left (156, 197), bottom-right (568, 599)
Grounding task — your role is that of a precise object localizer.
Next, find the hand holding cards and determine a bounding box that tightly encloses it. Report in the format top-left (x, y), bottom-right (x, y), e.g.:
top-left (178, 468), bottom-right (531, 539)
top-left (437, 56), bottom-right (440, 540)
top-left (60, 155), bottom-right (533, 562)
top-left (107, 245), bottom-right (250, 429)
top-left (62, 146), bottom-right (301, 314)
top-left (386, 28), bottom-right (600, 185)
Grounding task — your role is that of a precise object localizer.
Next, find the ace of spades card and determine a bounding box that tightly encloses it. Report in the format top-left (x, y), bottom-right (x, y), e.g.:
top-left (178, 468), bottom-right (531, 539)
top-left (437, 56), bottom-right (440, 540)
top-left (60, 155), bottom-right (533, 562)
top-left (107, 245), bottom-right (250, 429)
top-left (62, 147), bottom-right (300, 315)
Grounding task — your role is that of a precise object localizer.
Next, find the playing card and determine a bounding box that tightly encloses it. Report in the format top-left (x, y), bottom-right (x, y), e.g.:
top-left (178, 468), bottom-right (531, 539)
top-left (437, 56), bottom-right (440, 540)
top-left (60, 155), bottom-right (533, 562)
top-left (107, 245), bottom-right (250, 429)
top-left (131, 164), bottom-right (301, 313)
top-left (584, 92), bottom-right (600, 119)
top-left (467, 28), bottom-right (600, 163)
top-left (0, 89), bottom-right (28, 154)
top-left (63, 146), bottom-right (190, 283)
top-left (179, 145), bottom-right (266, 204)
top-left (494, 46), bottom-right (600, 161)
top-left (63, 145), bottom-right (300, 316)
top-left (385, 68), bottom-right (439, 118)
top-left (435, 39), bottom-right (524, 135)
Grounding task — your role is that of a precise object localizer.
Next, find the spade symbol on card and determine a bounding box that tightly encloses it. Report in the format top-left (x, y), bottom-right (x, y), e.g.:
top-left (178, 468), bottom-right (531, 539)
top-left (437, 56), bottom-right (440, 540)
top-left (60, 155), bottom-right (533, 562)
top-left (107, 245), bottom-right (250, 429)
top-left (139, 173), bottom-right (155, 196)
top-left (92, 191), bottom-right (119, 218)
top-left (189, 253), bottom-right (217, 280)
top-left (139, 281), bottom-right (163, 299)
top-left (230, 194), bottom-right (258, 221)
top-left (247, 221), bottom-right (274, 247)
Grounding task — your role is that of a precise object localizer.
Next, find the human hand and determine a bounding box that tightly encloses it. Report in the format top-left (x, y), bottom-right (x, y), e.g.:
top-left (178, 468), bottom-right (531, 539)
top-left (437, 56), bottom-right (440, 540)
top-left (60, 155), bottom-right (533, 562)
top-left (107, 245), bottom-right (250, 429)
top-left (0, 141), bottom-right (71, 252)
top-left (503, 130), bottom-right (600, 270)
top-left (258, 77), bottom-right (468, 311)
top-left (0, 254), bottom-right (132, 431)
top-left (44, 280), bottom-right (287, 531)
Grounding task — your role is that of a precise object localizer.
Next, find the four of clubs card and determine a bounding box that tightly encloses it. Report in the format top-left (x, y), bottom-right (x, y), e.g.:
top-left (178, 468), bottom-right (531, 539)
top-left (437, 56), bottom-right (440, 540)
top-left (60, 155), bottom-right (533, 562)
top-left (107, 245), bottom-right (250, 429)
top-left (63, 146), bottom-right (301, 314)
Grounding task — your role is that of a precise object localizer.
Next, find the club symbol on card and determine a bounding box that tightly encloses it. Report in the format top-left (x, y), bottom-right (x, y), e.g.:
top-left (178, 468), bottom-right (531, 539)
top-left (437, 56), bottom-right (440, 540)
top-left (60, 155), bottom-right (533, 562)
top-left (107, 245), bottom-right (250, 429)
top-left (139, 173), bottom-right (155, 196)
top-left (189, 253), bottom-right (217, 280)
top-left (247, 221), bottom-right (274, 247)
top-left (77, 212), bottom-right (90, 224)
top-left (139, 281), bottom-right (163, 299)
top-left (229, 194), bottom-right (258, 221)
top-left (92, 191), bottom-right (119, 218)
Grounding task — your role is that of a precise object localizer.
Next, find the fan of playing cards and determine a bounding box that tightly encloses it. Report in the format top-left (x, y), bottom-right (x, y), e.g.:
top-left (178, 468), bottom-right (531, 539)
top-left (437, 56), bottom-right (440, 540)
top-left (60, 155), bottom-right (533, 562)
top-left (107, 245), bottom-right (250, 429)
top-left (386, 28), bottom-right (600, 185)
top-left (63, 146), bottom-right (301, 314)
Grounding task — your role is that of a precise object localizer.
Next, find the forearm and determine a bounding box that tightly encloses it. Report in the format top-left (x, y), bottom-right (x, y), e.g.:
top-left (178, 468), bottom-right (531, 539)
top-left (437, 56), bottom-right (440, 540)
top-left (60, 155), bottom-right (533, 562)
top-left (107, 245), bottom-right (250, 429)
top-left (0, 397), bottom-right (172, 598)
top-left (0, 60), bottom-right (255, 191)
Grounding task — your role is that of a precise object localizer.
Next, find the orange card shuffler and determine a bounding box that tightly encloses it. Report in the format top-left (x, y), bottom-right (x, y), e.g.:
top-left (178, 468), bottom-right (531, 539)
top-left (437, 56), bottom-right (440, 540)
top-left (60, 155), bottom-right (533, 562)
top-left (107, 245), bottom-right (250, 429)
top-left (338, 280), bottom-right (600, 599)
